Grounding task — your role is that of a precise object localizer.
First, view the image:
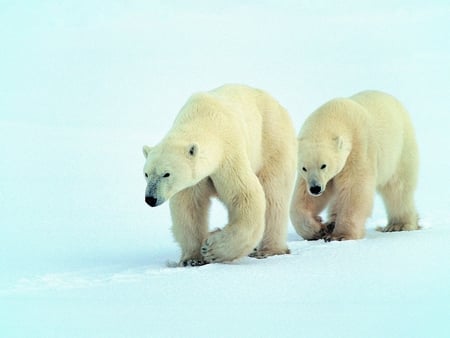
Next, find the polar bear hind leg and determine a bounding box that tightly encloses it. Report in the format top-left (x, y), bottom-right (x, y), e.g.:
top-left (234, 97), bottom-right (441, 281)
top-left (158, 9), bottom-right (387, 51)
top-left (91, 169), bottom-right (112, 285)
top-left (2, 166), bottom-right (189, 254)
top-left (378, 172), bottom-right (420, 232)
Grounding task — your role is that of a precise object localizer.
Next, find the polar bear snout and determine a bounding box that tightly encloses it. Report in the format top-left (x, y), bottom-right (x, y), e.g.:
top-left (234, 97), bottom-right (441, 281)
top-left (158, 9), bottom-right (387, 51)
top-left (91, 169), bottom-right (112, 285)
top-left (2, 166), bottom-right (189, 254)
top-left (145, 181), bottom-right (166, 207)
top-left (308, 180), bottom-right (324, 197)
top-left (309, 185), bottom-right (322, 196)
top-left (145, 192), bottom-right (166, 207)
top-left (145, 195), bottom-right (159, 207)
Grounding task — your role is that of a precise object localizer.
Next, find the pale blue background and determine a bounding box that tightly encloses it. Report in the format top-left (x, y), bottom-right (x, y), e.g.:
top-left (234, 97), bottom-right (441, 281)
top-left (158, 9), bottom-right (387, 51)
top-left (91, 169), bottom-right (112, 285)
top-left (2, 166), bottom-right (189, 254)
top-left (1, 1), bottom-right (449, 337)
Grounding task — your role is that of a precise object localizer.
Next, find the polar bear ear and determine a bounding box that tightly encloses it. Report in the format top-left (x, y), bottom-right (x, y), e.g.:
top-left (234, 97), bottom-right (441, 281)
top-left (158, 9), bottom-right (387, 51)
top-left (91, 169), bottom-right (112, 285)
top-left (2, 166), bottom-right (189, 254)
top-left (335, 136), bottom-right (351, 152)
top-left (187, 143), bottom-right (198, 157)
top-left (142, 145), bottom-right (153, 158)
top-left (336, 136), bottom-right (344, 150)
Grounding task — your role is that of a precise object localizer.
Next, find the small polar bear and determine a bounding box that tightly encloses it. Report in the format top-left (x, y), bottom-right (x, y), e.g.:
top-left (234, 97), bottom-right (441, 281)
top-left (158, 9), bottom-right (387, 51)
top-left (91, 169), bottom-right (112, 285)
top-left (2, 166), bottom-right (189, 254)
top-left (290, 90), bottom-right (419, 241)
top-left (143, 84), bottom-right (297, 266)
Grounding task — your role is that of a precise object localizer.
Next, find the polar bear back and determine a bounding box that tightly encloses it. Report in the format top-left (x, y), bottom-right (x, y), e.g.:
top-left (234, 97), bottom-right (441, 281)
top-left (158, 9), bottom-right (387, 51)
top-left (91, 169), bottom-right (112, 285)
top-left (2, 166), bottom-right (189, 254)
top-left (171, 84), bottom-right (295, 174)
top-left (350, 90), bottom-right (418, 186)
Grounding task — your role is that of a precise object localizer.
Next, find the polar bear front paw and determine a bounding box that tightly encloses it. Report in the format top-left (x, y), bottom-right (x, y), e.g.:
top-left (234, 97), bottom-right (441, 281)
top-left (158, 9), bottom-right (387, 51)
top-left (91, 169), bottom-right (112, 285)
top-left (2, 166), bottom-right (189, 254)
top-left (180, 259), bottom-right (208, 267)
top-left (323, 233), bottom-right (346, 242)
top-left (307, 222), bottom-right (334, 240)
top-left (323, 225), bottom-right (361, 242)
top-left (249, 247), bottom-right (290, 259)
top-left (201, 229), bottom-right (251, 263)
top-left (294, 214), bottom-right (328, 240)
top-left (201, 237), bottom-right (220, 262)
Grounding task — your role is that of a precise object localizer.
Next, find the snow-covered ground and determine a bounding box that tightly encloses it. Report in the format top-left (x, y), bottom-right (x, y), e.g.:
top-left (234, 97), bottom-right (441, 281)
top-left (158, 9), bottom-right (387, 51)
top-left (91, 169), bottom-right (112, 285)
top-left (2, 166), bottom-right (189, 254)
top-left (1, 1), bottom-right (449, 337)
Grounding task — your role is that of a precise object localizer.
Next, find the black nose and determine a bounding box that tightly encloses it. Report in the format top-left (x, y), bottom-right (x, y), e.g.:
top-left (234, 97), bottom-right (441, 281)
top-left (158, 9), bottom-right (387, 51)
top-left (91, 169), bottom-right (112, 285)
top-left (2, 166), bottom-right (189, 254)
top-left (309, 185), bottom-right (322, 196)
top-left (145, 196), bottom-right (158, 207)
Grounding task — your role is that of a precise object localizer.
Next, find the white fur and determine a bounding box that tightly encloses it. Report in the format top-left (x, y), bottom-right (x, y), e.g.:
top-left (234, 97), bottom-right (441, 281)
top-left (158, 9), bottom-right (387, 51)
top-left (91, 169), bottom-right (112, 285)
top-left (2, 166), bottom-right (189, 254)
top-left (290, 90), bottom-right (420, 241)
top-left (143, 84), bottom-right (297, 265)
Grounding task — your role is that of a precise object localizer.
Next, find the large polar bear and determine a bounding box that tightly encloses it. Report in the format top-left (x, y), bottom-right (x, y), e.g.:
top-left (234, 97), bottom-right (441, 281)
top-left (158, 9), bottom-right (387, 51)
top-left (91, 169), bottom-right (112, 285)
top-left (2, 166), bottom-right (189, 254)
top-left (143, 84), bottom-right (297, 266)
top-left (290, 90), bottom-right (419, 241)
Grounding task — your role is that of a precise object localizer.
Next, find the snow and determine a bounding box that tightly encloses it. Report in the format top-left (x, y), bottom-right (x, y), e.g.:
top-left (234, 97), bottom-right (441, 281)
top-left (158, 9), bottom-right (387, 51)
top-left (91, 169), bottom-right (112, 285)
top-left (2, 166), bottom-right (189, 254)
top-left (1, 1), bottom-right (450, 337)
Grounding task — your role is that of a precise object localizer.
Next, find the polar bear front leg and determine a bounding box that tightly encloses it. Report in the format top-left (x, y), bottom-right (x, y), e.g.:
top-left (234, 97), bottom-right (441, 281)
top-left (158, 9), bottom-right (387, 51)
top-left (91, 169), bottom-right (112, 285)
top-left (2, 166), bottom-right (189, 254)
top-left (290, 178), bottom-right (333, 240)
top-left (324, 176), bottom-right (375, 241)
top-left (170, 180), bottom-right (214, 267)
top-left (252, 153), bottom-right (296, 258)
top-left (201, 170), bottom-right (266, 263)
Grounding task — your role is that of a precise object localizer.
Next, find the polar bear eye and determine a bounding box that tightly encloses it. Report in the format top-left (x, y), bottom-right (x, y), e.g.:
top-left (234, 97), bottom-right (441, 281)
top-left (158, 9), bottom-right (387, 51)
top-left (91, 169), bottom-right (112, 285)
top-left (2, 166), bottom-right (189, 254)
top-left (302, 167), bottom-right (307, 172)
top-left (144, 173), bottom-right (148, 177)
top-left (321, 164), bottom-right (327, 170)
top-left (163, 173), bottom-right (170, 178)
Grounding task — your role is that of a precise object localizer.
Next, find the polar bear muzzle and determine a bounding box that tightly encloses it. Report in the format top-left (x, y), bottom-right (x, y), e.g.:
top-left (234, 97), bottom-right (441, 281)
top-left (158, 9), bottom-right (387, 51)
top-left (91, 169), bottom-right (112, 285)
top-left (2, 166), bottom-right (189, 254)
top-left (145, 193), bottom-right (166, 207)
top-left (145, 195), bottom-right (158, 207)
top-left (145, 180), bottom-right (166, 207)
top-left (308, 179), bottom-right (324, 197)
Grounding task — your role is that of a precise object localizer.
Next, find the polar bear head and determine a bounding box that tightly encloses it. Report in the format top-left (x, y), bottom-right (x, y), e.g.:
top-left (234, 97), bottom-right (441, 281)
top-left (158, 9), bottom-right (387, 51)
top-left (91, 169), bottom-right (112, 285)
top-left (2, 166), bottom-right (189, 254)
top-left (297, 136), bottom-right (351, 197)
top-left (142, 138), bottom-right (221, 207)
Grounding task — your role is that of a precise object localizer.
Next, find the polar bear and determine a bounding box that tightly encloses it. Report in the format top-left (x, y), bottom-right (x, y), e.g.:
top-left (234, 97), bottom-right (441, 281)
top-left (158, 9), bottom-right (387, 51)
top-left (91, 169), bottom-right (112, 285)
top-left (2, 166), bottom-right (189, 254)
top-left (290, 90), bottom-right (419, 241)
top-left (143, 84), bottom-right (297, 266)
